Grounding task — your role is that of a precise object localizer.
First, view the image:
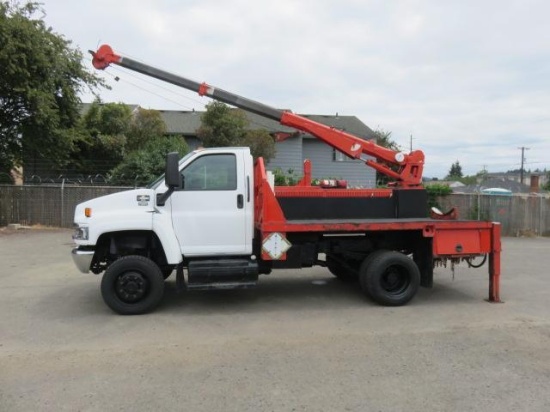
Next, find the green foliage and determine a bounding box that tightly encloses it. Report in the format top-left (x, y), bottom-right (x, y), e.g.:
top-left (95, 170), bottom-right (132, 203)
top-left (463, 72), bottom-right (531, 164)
top-left (0, 1), bottom-right (104, 174)
top-left (69, 103), bottom-right (172, 178)
top-left (83, 101), bottom-right (131, 137)
top-left (458, 175), bottom-right (477, 185)
top-left (425, 183), bottom-right (452, 210)
top-left (127, 108), bottom-right (167, 151)
top-left (542, 171), bottom-right (550, 192)
top-left (241, 129), bottom-right (276, 161)
top-left (197, 102), bottom-right (248, 147)
top-left (447, 161), bottom-right (463, 179)
top-left (374, 128), bottom-right (400, 152)
top-left (67, 101), bottom-right (131, 175)
top-left (373, 128), bottom-right (400, 186)
top-left (272, 168), bottom-right (299, 186)
top-left (197, 101), bottom-right (276, 162)
top-left (109, 136), bottom-right (189, 186)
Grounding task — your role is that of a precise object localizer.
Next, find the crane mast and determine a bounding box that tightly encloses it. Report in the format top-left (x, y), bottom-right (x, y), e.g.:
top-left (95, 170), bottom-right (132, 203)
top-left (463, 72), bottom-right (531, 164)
top-left (91, 44), bottom-right (424, 187)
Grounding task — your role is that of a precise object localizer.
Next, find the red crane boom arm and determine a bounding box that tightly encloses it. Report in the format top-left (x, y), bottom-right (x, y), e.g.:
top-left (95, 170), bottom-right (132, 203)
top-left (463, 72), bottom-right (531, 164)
top-left (90, 44), bottom-right (424, 187)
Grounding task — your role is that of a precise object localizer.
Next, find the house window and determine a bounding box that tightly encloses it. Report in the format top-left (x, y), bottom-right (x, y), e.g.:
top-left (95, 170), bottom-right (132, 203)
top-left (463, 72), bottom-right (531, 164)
top-left (333, 149), bottom-right (355, 162)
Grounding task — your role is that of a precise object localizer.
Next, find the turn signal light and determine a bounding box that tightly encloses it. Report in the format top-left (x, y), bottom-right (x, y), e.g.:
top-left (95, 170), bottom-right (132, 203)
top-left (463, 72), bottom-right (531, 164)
top-left (85, 208), bottom-right (92, 218)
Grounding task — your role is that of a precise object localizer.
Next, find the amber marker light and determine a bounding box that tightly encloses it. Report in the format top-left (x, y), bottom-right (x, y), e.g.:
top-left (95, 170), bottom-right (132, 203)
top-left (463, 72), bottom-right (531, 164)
top-left (85, 208), bottom-right (92, 218)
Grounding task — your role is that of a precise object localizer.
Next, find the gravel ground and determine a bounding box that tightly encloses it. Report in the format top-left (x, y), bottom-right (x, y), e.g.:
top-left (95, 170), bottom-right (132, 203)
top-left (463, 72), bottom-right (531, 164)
top-left (1, 228), bottom-right (549, 411)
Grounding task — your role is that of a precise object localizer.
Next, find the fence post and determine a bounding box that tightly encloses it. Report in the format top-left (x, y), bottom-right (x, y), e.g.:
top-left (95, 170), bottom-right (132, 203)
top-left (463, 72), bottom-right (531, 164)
top-left (61, 179), bottom-right (65, 227)
top-left (540, 195), bottom-right (544, 236)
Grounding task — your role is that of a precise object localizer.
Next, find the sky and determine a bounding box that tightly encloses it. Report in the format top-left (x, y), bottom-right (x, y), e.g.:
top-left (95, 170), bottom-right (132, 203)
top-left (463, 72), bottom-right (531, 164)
top-left (42, 0), bottom-right (550, 178)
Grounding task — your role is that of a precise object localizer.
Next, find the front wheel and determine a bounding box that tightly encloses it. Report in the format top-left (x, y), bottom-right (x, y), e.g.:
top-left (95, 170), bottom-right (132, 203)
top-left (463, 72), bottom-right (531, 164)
top-left (101, 255), bottom-right (165, 315)
top-left (359, 251), bottom-right (420, 306)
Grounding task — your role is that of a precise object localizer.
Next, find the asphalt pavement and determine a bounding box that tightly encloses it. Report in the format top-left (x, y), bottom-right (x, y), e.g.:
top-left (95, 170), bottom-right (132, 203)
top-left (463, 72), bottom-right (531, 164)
top-left (1, 228), bottom-right (549, 411)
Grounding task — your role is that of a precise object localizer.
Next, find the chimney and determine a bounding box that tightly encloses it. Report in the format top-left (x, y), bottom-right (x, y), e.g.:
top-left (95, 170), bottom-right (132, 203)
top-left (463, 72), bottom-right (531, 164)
top-left (530, 175), bottom-right (540, 193)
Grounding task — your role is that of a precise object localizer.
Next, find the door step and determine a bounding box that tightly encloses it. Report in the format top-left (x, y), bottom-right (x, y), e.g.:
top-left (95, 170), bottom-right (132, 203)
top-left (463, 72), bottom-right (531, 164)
top-left (187, 259), bottom-right (259, 290)
top-left (187, 281), bottom-right (257, 291)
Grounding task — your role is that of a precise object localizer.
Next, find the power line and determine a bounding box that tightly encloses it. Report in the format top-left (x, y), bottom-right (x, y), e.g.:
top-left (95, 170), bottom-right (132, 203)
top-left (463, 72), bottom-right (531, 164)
top-left (108, 65), bottom-right (208, 109)
top-left (102, 65), bottom-right (277, 132)
top-left (102, 69), bottom-right (198, 111)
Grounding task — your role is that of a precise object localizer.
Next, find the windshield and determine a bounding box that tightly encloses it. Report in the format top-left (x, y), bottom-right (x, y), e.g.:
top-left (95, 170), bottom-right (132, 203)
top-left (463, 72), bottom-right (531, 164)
top-left (146, 151), bottom-right (196, 189)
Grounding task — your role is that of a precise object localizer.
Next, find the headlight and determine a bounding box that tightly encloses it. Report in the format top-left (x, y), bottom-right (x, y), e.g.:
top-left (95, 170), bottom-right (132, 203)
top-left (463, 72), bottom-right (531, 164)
top-left (73, 224), bottom-right (89, 240)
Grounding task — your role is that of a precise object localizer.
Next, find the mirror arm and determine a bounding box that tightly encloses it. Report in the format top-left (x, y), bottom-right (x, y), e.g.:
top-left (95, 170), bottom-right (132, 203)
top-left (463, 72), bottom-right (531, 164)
top-left (156, 187), bottom-right (175, 207)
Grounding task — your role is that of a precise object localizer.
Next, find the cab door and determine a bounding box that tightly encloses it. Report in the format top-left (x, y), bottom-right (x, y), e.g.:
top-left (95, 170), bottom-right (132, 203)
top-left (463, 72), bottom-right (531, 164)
top-left (169, 151), bottom-right (251, 256)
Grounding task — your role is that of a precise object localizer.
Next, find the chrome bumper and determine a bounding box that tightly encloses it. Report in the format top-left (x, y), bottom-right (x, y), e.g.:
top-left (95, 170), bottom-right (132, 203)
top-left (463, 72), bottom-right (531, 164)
top-left (71, 248), bottom-right (94, 273)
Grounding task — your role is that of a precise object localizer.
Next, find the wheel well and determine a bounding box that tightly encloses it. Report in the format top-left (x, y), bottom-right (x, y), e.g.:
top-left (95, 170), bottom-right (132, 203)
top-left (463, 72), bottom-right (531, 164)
top-left (321, 230), bottom-right (433, 287)
top-left (91, 231), bottom-right (169, 274)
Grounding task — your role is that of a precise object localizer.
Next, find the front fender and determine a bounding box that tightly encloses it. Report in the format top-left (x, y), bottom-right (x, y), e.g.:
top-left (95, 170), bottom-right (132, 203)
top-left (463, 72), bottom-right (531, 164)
top-left (153, 205), bottom-right (182, 265)
top-left (153, 223), bottom-right (182, 265)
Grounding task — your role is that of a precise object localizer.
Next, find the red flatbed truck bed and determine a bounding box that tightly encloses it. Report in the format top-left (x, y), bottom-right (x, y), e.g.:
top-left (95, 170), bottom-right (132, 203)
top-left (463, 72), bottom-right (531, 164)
top-left (252, 158), bottom-right (502, 303)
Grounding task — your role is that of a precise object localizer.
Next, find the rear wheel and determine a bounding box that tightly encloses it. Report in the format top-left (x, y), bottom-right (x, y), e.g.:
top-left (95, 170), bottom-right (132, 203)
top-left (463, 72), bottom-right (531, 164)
top-left (101, 255), bottom-right (165, 315)
top-left (359, 251), bottom-right (420, 306)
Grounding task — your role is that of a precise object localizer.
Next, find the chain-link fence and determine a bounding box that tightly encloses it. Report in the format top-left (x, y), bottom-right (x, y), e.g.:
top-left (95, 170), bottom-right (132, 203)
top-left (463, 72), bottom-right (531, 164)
top-left (1, 185), bottom-right (549, 236)
top-left (0, 185), bottom-right (131, 228)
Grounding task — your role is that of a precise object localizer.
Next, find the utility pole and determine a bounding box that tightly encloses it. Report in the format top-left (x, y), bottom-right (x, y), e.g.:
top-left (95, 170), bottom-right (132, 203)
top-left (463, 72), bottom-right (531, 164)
top-left (518, 146), bottom-right (530, 184)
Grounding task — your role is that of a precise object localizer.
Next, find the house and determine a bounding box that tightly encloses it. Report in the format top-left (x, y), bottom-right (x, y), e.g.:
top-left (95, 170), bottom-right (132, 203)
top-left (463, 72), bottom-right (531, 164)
top-left (159, 109), bottom-right (378, 188)
top-left (454, 177), bottom-right (530, 194)
top-left (483, 172), bottom-right (548, 188)
top-left (22, 105), bottom-right (378, 188)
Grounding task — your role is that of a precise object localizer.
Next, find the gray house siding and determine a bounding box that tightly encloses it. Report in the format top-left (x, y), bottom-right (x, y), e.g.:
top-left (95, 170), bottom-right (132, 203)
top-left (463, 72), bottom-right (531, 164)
top-left (265, 137), bottom-right (303, 175)
top-left (302, 140), bottom-right (376, 188)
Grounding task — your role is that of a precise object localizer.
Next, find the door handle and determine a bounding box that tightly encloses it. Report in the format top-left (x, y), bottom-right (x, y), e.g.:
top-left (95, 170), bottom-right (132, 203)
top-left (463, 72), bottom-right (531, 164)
top-left (237, 194), bottom-right (244, 209)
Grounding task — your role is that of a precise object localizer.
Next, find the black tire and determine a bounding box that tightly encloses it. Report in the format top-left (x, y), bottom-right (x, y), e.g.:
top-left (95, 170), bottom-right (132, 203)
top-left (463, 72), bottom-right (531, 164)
top-left (359, 251), bottom-right (420, 306)
top-left (101, 255), bottom-right (165, 315)
top-left (326, 255), bottom-right (358, 282)
top-left (358, 250), bottom-right (388, 294)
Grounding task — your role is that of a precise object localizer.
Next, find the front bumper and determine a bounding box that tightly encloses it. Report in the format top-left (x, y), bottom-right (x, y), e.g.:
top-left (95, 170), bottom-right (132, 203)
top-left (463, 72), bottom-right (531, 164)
top-left (71, 248), bottom-right (94, 273)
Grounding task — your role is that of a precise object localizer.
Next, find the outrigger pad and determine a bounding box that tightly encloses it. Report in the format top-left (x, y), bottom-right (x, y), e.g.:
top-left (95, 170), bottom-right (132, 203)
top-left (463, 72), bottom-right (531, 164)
top-left (430, 206), bottom-right (458, 220)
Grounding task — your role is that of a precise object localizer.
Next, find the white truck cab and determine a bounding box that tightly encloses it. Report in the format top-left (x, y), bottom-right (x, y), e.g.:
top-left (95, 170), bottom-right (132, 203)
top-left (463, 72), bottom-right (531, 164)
top-left (72, 147), bottom-right (256, 314)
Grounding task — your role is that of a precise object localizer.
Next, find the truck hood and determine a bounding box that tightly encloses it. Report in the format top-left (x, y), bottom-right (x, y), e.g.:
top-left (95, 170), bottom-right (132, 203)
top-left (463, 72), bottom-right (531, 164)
top-left (74, 188), bottom-right (157, 244)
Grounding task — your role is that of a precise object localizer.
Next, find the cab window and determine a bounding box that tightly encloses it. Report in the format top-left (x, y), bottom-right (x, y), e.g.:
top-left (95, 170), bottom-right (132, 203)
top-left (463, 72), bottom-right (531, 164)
top-left (181, 154), bottom-right (237, 191)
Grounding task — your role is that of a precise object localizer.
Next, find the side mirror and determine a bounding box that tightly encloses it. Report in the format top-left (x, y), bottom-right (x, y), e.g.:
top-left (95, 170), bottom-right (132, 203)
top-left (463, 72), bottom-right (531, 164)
top-left (157, 152), bottom-right (181, 206)
top-left (165, 152), bottom-right (181, 189)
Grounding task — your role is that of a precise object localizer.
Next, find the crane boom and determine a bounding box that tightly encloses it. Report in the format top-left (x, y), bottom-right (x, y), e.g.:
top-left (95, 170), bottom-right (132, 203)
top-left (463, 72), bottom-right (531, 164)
top-left (91, 44), bottom-right (424, 187)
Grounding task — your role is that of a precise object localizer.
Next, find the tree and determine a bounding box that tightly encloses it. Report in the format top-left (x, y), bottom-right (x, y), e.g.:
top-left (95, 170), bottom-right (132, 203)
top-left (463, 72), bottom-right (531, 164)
top-left (0, 1), bottom-right (104, 176)
top-left (127, 108), bottom-right (167, 151)
top-left (447, 161), bottom-right (463, 179)
top-left (373, 129), bottom-right (401, 186)
top-left (109, 136), bottom-right (189, 186)
top-left (69, 101), bottom-right (131, 176)
top-left (197, 101), bottom-right (275, 162)
top-left (83, 101), bottom-right (131, 138)
top-left (425, 183), bottom-right (452, 210)
top-left (197, 102), bottom-right (248, 147)
top-left (240, 129), bottom-right (276, 161)
top-left (374, 128), bottom-right (400, 152)
top-left (543, 171), bottom-right (550, 192)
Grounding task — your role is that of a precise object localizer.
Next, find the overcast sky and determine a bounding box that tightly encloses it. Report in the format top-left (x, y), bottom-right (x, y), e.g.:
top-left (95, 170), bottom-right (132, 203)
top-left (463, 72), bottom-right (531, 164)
top-left (43, 0), bottom-right (549, 178)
